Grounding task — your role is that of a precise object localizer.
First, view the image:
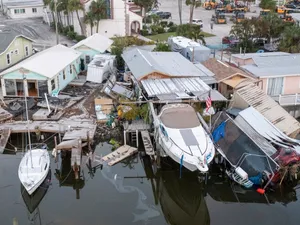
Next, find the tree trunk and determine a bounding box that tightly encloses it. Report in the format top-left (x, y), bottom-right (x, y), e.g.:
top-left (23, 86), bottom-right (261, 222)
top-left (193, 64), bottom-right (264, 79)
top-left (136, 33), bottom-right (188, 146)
top-left (96, 20), bottom-right (99, 33)
top-left (178, 0), bottom-right (182, 25)
top-left (90, 22), bottom-right (93, 35)
top-left (76, 10), bottom-right (84, 35)
top-left (189, 4), bottom-right (194, 24)
top-left (66, 11), bottom-right (70, 31)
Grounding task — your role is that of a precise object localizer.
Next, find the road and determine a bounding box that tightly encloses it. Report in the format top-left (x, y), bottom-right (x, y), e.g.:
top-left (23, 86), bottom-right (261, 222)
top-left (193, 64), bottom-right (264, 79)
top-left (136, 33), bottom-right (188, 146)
top-left (0, 14), bottom-right (74, 50)
top-left (158, 0), bottom-right (260, 45)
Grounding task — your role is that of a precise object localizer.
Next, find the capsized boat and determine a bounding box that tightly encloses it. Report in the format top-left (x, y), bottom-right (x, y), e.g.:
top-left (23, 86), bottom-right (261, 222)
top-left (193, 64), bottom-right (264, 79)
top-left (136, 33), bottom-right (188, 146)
top-left (150, 103), bottom-right (215, 172)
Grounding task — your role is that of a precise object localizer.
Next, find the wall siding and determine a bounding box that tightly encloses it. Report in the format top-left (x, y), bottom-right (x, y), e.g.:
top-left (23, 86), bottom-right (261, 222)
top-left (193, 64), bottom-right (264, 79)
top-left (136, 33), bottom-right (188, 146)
top-left (0, 37), bottom-right (33, 71)
top-left (6, 6), bottom-right (44, 19)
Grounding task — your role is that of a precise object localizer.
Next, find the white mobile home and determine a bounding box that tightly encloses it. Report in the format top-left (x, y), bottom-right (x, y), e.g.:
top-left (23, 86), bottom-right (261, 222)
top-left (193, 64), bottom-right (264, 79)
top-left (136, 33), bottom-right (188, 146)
top-left (4, 0), bottom-right (44, 19)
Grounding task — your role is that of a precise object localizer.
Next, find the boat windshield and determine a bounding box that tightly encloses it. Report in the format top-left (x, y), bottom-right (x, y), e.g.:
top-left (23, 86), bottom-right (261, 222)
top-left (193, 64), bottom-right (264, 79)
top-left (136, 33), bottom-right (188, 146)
top-left (160, 106), bottom-right (200, 129)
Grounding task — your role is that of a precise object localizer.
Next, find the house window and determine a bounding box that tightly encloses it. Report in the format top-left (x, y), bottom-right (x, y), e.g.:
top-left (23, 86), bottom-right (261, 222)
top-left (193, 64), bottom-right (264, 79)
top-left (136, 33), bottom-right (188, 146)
top-left (25, 46), bottom-right (29, 56)
top-left (6, 53), bottom-right (11, 65)
top-left (63, 70), bottom-right (66, 80)
top-left (105, 0), bottom-right (111, 19)
top-left (70, 65), bottom-right (73, 74)
top-left (51, 79), bottom-right (55, 90)
top-left (85, 55), bottom-right (91, 64)
top-left (14, 9), bottom-right (25, 14)
top-left (32, 8), bottom-right (37, 13)
top-left (15, 50), bottom-right (19, 55)
top-left (267, 77), bottom-right (284, 96)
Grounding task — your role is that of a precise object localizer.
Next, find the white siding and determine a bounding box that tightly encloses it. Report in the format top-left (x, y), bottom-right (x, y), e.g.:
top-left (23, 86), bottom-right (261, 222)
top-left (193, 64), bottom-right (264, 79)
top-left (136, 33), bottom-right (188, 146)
top-left (6, 5), bottom-right (44, 19)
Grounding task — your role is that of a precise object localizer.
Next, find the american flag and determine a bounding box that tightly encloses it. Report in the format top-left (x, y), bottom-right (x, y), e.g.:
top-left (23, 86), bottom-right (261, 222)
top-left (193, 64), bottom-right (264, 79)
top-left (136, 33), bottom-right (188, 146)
top-left (206, 95), bottom-right (212, 112)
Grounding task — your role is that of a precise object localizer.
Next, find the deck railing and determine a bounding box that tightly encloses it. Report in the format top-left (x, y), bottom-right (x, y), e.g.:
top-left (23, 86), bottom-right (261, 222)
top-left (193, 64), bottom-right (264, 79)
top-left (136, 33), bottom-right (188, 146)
top-left (272, 93), bottom-right (300, 106)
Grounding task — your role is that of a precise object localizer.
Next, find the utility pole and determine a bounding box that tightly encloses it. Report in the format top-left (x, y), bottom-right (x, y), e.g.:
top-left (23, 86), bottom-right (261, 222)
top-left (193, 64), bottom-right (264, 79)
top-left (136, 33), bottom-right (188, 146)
top-left (178, 0), bottom-right (182, 25)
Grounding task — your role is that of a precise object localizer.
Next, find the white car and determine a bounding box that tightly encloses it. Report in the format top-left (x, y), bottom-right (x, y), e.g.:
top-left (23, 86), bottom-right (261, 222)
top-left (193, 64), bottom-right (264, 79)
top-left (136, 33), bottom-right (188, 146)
top-left (191, 19), bottom-right (203, 27)
top-left (146, 10), bottom-right (160, 16)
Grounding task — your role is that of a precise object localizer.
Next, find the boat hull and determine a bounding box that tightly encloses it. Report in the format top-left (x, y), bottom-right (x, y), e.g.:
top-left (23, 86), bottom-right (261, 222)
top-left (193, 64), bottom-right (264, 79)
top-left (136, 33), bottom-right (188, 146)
top-left (18, 149), bottom-right (50, 195)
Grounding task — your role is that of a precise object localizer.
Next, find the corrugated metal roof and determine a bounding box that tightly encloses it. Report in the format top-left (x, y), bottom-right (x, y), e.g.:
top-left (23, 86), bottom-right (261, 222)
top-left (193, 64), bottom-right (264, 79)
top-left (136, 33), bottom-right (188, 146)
top-left (141, 77), bottom-right (227, 101)
top-left (122, 49), bottom-right (202, 80)
top-left (241, 54), bottom-right (300, 77)
top-left (234, 82), bottom-right (300, 136)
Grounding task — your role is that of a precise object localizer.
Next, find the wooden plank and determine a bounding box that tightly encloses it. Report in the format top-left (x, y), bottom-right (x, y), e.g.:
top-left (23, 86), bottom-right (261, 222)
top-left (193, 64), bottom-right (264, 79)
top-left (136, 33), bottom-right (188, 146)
top-left (141, 130), bottom-right (154, 156)
top-left (71, 147), bottom-right (81, 166)
top-left (0, 128), bottom-right (11, 153)
top-left (56, 139), bottom-right (78, 150)
top-left (0, 107), bottom-right (13, 122)
top-left (125, 120), bottom-right (151, 131)
top-left (102, 145), bottom-right (138, 166)
top-left (32, 109), bottom-right (52, 120)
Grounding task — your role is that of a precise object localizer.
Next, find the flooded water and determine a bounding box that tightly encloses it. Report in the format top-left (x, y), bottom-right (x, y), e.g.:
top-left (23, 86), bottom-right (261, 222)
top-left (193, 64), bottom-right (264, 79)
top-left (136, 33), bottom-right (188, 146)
top-left (1, 135), bottom-right (300, 225)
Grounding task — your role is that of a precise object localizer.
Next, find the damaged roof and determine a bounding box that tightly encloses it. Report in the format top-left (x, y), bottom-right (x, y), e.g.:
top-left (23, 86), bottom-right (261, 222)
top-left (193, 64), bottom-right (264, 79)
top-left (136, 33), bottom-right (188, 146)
top-left (71, 33), bottom-right (113, 53)
top-left (122, 48), bottom-right (203, 80)
top-left (233, 81), bottom-right (300, 137)
top-left (0, 44), bottom-right (82, 79)
top-left (202, 58), bottom-right (254, 82)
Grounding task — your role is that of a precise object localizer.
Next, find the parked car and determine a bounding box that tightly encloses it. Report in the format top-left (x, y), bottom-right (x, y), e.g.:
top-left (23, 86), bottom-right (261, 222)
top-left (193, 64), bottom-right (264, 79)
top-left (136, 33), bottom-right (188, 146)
top-left (146, 10), bottom-right (159, 16)
top-left (222, 35), bottom-right (239, 45)
top-left (285, 3), bottom-right (297, 9)
top-left (157, 11), bottom-right (172, 19)
top-left (191, 19), bottom-right (203, 28)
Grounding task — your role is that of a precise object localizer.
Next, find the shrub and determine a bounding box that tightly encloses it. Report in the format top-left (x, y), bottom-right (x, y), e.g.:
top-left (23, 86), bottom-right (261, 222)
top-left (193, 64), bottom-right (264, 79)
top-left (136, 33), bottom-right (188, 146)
top-left (157, 26), bottom-right (165, 34)
top-left (75, 35), bottom-right (86, 42)
top-left (168, 25), bottom-right (177, 32)
top-left (143, 16), bottom-right (152, 24)
top-left (67, 31), bottom-right (77, 40)
top-left (160, 21), bottom-right (168, 27)
top-left (140, 29), bottom-right (149, 36)
top-left (142, 24), bottom-right (148, 30)
top-left (167, 21), bottom-right (174, 27)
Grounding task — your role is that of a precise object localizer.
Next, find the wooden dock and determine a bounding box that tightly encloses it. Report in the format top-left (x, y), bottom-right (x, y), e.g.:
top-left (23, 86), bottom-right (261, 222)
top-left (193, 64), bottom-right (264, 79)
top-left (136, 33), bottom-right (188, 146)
top-left (141, 131), bottom-right (154, 156)
top-left (0, 118), bottom-right (96, 141)
top-left (102, 145), bottom-right (138, 166)
top-left (124, 120), bottom-right (151, 132)
top-left (32, 108), bottom-right (65, 121)
top-left (0, 128), bottom-right (11, 153)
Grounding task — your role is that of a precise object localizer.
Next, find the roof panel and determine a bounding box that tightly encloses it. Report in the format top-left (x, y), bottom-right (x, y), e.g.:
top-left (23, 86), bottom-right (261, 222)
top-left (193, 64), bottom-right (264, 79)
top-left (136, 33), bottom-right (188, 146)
top-left (72, 33), bottom-right (113, 53)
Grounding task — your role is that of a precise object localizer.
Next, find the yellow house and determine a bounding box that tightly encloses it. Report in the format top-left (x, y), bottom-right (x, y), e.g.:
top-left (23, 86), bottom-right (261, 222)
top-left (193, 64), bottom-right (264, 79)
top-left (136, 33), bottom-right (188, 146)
top-left (0, 30), bottom-right (34, 72)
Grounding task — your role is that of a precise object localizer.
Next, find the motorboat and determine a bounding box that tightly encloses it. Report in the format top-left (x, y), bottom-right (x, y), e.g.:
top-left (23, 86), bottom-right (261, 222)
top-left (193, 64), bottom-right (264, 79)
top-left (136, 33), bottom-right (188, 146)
top-left (18, 78), bottom-right (50, 195)
top-left (150, 103), bottom-right (215, 173)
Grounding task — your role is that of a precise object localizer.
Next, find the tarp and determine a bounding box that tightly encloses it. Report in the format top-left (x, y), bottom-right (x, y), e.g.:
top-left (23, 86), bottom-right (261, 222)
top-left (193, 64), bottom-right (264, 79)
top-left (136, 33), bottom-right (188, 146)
top-left (212, 121), bottom-right (226, 143)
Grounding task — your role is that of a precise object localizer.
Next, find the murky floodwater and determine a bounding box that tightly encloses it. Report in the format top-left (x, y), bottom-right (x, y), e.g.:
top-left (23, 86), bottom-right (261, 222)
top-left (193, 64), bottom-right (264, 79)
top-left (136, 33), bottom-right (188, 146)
top-left (1, 135), bottom-right (300, 225)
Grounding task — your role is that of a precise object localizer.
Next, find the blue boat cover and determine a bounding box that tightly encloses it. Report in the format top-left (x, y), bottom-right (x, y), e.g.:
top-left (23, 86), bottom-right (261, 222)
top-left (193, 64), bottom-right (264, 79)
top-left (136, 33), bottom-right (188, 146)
top-left (212, 121), bottom-right (226, 143)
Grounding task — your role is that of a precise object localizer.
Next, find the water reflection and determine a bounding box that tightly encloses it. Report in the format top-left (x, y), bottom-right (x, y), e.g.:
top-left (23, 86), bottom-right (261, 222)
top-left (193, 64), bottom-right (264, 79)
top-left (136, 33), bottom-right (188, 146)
top-left (21, 170), bottom-right (51, 224)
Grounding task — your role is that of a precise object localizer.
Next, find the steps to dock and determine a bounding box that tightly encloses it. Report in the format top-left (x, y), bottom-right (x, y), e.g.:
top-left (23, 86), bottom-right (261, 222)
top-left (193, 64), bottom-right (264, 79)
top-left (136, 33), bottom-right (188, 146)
top-left (141, 131), bottom-right (154, 156)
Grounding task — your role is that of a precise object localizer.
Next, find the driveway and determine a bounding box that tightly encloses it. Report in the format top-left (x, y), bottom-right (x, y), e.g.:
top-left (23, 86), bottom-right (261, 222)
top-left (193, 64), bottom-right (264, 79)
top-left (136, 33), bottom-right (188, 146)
top-left (0, 14), bottom-right (74, 50)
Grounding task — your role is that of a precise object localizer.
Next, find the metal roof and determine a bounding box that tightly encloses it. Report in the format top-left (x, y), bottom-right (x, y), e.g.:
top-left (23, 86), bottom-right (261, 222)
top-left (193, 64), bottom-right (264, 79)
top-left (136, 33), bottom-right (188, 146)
top-left (4, 0), bottom-right (44, 7)
top-left (0, 44), bottom-right (82, 79)
top-left (141, 77), bottom-right (227, 101)
top-left (122, 49), bottom-right (202, 80)
top-left (241, 54), bottom-right (300, 77)
top-left (232, 52), bottom-right (290, 60)
top-left (72, 33), bottom-right (113, 53)
top-left (0, 29), bottom-right (33, 54)
top-left (233, 82), bottom-right (300, 137)
top-left (193, 63), bottom-right (217, 84)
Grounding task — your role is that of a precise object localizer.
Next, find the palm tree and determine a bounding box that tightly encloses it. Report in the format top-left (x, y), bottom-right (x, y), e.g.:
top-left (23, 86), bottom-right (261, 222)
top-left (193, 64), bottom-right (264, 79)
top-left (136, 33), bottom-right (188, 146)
top-left (279, 25), bottom-right (300, 53)
top-left (90, 0), bottom-right (107, 33)
top-left (185, 0), bottom-right (202, 24)
top-left (43, 0), bottom-right (56, 25)
top-left (68, 0), bottom-right (85, 35)
top-left (84, 11), bottom-right (94, 35)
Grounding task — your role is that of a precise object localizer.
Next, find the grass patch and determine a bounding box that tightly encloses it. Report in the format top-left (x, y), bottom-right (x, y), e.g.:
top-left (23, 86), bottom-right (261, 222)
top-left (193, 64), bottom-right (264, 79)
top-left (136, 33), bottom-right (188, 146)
top-left (146, 31), bottom-right (215, 41)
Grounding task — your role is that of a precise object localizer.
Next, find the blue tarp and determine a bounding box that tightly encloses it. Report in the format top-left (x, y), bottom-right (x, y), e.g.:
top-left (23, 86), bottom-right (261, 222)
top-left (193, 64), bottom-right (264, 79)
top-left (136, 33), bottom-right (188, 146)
top-left (212, 121), bottom-right (226, 143)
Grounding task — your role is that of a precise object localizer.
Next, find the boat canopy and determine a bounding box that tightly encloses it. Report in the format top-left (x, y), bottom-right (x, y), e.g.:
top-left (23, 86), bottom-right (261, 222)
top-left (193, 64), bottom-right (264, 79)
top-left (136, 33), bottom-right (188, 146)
top-left (212, 112), bottom-right (279, 177)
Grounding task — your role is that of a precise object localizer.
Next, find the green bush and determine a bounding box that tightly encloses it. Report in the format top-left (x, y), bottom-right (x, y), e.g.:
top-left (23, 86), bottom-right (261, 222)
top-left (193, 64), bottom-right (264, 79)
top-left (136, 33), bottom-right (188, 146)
top-left (168, 25), bottom-right (177, 32)
top-left (168, 21), bottom-right (174, 27)
top-left (157, 26), bottom-right (165, 34)
top-left (75, 34), bottom-right (86, 42)
top-left (142, 24), bottom-right (148, 30)
top-left (62, 27), bottom-right (69, 35)
top-left (140, 29), bottom-right (149, 36)
top-left (160, 21), bottom-right (168, 27)
top-left (67, 31), bottom-right (77, 40)
top-left (143, 16), bottom-right (152, 24)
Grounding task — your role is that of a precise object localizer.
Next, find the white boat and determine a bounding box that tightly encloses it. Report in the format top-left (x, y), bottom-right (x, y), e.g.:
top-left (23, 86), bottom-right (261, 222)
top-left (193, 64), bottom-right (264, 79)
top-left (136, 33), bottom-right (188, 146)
top-left (18, 77), bottom-right (50, 195)
top-left (150, 103), bottom-right (215, 172)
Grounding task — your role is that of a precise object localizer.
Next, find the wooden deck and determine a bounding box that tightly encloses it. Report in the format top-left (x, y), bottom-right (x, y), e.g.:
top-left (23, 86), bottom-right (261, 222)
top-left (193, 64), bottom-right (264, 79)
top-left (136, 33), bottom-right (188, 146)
top-left (124, 120), bottom-right (151, 132)
top-left (32, 108), bottom-right (65, 121)
top-left (0, 128), bottom-right (11, 153)
top-left (37, 96), bottom-right (84, 111)
top-left (102, 145), bottom-right (138, 166)
top-left (141, 131), bottom-right (154, 156)
top-left (0, 118), bottom-right (96, 141)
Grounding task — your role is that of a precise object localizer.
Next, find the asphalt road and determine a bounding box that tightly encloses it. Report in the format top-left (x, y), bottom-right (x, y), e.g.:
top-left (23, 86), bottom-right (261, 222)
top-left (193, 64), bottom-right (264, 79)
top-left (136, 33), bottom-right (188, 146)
top-left (158, 0), bottom-right (261, 45)
top-left (0, 14), bottom-right (74, 50)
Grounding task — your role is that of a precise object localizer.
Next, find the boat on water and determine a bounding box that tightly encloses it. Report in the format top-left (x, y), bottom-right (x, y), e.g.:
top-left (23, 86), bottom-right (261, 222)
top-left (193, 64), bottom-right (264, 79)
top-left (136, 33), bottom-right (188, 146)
top-left (150, 103), bottom-right (215, 172)
top-left (18, 79), bottom-right (50, 195)
top-left (212, 107), bottom-right (300, 189)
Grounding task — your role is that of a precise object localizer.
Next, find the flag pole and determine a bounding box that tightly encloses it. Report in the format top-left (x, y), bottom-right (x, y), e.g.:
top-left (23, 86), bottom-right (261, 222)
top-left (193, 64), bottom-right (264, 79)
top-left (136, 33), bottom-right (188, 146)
top-left (209, 90), bottom-right (212, 132)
